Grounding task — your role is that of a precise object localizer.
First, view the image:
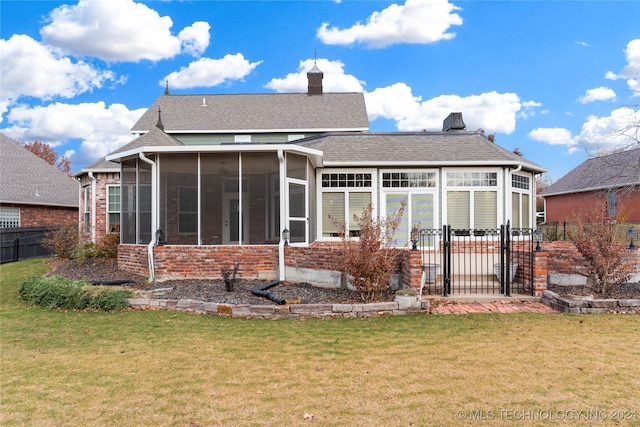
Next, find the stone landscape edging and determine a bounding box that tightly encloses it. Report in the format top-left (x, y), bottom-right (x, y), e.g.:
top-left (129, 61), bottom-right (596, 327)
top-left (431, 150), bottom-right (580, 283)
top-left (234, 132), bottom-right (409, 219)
top-left (127, 297), bottom-right (431, 318)
top-left (541, 290), bottom-right (640, 314)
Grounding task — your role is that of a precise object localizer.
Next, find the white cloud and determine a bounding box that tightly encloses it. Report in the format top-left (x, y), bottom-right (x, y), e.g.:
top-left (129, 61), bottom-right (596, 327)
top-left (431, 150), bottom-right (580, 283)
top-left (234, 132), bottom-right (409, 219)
top-left (3, 101), bottom-right (146, 168)
top-left (265, 58), bottom-right (365, 92)
top-left (179, 22), bottom-right (211, 57)
top-left (577, 86), bottom-right (616, 104)
top-left (528, 127), bottom-right (576, 147)
top-left (0, 34), bottom-right (119, 121)
top-left (606, 39), bottom-right (640, 97)
top-left (528, 107), bottom-right (639, 154)
top-left (317, 0), bottom-right (463, 48)
top-left (366, 86), bottom-right (524, 133)
top-left (163, 54), bottom-right (263, 89)
top-left (40, 0), bottom-right (210, 62)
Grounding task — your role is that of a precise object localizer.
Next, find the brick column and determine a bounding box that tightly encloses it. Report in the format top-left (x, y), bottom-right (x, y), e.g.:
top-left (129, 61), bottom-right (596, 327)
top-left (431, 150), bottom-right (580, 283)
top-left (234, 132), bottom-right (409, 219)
top-left (401, 249), bottom-right (423, 290)
top-left (532, 250), bottom-right (548, 296)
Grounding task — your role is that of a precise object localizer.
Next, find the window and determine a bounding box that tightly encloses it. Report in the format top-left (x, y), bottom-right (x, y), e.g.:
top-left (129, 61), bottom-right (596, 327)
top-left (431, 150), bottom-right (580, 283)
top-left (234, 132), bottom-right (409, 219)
top-left (107, 185), bottom-right (120, 232)
top-left (320, 171), bottom-right (374, 237)
top-left (234, 135), bottom-right (251, 143)
top-left (179, 187), bottom-right (198, 234)
top-left (447, 172), bottom-right (497, 187)
top-left (382, 172), bottom-right (435, 188)
top-left (83, 186), bottom-right (91, 233)
top-left (511, 174), bottom-right (532, 228)
top-left (445, 171), bottom-right (499, 230)
top-left (0, 206), bottom-right (20, 228)
top-left (381, 170), bottom-right (437, 246)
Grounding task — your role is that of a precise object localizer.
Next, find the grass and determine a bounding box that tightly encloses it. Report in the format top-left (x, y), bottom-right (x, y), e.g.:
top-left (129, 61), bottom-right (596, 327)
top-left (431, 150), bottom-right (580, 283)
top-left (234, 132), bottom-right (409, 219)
top-left (2, 259), bottom-right (640, 426)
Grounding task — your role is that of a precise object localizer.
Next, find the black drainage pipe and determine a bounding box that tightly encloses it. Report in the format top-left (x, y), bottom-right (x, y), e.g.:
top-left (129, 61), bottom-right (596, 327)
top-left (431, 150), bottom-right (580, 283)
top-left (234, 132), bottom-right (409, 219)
top-left (251, 280), bottom-right (286, 305)
top-left (89, 279), bottom-right (137, 286)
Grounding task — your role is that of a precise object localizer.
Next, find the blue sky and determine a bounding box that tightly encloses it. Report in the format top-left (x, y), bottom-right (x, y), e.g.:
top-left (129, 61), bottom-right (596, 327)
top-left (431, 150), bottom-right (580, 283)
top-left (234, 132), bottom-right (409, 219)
top-left (1, 0), bottom-right (639, 182)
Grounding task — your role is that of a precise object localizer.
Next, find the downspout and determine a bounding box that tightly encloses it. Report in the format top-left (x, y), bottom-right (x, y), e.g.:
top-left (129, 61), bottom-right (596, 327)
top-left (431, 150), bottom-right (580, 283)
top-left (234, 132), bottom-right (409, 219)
top-left (509, 164), bottom-right (523, 225)
top-left (278, 149), bottom-right (286, 281)
top-left (76, 177), bottom-right (82, 237)
top-left (88, 171), bottom-right (97, 243)
top-left (139, 153), bottom-right (157, 282)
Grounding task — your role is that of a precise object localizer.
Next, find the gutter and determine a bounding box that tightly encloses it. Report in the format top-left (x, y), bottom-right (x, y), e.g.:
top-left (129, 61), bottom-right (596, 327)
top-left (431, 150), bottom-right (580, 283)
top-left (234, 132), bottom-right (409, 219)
top-left (138, 153), bottom-right (157, 283)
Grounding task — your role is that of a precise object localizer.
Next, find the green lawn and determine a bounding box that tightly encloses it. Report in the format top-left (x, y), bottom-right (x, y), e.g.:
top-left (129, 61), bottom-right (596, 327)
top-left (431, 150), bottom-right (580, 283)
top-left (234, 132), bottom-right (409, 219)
top-left (2, 259), bottom-right (639, 426)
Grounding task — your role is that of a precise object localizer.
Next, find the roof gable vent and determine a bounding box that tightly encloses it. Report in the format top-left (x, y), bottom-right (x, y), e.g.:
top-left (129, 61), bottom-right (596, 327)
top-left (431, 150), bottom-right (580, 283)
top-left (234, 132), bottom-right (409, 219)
top-left (443, 112), bottom-right (466, 132)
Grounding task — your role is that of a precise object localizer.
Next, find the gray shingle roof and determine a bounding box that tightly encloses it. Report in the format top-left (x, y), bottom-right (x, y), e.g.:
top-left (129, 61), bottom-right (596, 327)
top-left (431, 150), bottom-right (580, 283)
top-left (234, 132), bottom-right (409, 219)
top-left (0, 133), bottom-right (78, 207)
top-left (109, 126), bottom-right (184, 156)
top-left (73, 156), bottom-right (120, 177)
top-left (297, 131), bottom-right (546, 172)
top-left (131, 93), bottom-right (369, 133)
top-left (540, 148), bottom-right (640, 196)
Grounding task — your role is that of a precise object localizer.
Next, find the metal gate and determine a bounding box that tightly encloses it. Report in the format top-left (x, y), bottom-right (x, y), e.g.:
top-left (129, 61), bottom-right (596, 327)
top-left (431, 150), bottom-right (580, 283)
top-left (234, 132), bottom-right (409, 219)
top-left (418, 222), bottom-right (534, 296)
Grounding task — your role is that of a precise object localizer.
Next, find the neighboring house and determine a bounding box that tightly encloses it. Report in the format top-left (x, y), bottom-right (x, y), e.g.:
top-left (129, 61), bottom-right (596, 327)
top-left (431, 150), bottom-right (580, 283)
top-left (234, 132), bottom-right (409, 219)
top-left (540, 148), bottom-right (640, 223)
top-left (0, 133), bottom-right (78, 228)
top-left (94, 68), bottom-right (546, 287)
top-left (73, 157), bottom-right (121, 243)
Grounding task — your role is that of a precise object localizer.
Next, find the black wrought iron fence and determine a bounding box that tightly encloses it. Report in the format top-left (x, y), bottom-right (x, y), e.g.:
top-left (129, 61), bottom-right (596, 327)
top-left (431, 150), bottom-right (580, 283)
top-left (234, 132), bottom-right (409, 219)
top-left (418, 223), bottom-right (534, 297)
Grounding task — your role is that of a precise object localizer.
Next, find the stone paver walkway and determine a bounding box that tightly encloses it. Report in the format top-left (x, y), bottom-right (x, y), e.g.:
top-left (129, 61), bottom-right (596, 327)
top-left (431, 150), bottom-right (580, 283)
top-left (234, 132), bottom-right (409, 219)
top-left (432, 301), bottom-right (560, 314)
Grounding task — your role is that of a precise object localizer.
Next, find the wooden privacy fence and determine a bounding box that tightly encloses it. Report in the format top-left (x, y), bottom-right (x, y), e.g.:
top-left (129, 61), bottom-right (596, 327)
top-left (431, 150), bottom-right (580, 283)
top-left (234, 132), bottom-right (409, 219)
top-left (0, 226), bottom-right (55, 264)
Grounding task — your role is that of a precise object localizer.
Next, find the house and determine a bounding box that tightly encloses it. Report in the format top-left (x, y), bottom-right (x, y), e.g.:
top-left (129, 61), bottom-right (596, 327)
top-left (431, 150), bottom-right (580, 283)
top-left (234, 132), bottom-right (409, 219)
top-left (93, 68), bottom-right (547, 289)
top-left (73, 157), bottom-right (120, 244)
top-left (540, 148), bottom-right (640, 223)
top-left (0, 133), bottom-right (78, 228)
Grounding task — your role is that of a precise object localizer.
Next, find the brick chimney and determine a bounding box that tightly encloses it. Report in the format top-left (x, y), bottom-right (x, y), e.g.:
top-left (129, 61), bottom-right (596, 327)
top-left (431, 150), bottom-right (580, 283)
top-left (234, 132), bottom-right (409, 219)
top-left (442, 112), bottom-right (466, 132)
top-left (307, 63), bottom-right (323, 95)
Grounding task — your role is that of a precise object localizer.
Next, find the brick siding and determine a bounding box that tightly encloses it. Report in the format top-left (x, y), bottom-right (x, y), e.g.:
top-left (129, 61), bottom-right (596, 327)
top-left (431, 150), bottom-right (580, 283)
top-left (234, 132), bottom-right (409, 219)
top-left (3, 203), bottom-right (77, 227)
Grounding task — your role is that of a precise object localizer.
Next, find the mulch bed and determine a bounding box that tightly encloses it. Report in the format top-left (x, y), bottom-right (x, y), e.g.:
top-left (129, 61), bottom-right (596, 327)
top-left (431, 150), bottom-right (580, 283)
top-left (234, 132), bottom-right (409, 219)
top-left (45, 258), bottom-right (390, 305)
top-left (45, 258), bottom-right (640, 305)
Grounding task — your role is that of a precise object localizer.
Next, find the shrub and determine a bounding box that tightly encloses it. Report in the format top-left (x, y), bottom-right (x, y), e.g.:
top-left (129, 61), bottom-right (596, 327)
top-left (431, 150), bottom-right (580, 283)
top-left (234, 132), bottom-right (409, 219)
top-left (336, 202), bottom-right (405, 302)
top-left (19, 276), bottom-right (133, 311)
top-left (221, 263), bottom-right (241, 292)
top-left (568, 202), bottom-right (636, 296)
top-left (96, 226), bottom-right (120, 258)
top-left (41, 224), bottom-right (80, 259)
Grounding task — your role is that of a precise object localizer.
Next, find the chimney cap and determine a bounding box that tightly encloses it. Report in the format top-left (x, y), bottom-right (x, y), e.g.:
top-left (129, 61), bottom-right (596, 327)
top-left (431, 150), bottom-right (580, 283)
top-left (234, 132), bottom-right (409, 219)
top-left (443, 112), bottom-right (466, 132)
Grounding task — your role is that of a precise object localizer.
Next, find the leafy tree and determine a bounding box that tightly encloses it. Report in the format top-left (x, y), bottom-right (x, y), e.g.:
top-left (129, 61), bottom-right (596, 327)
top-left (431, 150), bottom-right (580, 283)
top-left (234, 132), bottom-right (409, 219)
top-left (22, 140), bottom-right (71, 175)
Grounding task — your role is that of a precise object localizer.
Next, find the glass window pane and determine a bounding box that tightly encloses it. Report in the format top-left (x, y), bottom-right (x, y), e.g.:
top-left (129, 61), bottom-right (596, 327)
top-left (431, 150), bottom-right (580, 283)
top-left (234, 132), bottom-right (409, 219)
top-left (387, 193), bottom-right (408, 246)
top-left (287, 153), bottom-right (306, 180)
top-left (474, 191), bottom-right (497, 229)
top-left (447, 191), bottom-right (470, 229)
top-left (289, 183), bottom-right (305, 218)
top-left (522, 194), bottom-right (530, 228)
top-left (322, 192), bottom-right (344, 237)
top-left (348, 192), bottom-right (371, 235)
top-left (512, 192), bottom-right (520, 228)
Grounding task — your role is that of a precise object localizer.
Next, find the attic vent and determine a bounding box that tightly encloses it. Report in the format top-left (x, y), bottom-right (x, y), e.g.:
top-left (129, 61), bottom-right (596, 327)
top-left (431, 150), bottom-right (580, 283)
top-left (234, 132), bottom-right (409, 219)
top-left (201, 98), bottom-right (207, 107)
top-left (443, 112), bottom-right (466, 132)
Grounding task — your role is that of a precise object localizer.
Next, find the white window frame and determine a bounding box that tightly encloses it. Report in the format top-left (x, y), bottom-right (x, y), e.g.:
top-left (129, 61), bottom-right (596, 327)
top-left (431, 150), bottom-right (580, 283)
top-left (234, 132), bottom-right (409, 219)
top-left (511, 172), bottom-right (533, 229)
top-left (380, 169), bottom-right (439, 247)
top-left (83, 186), bottom-right (91, 233)
top-left (442, 168), bottom-right (503, 230)
top-left (316, 168), bottom-right (377, 240)
top-left (0, 206), bottom-right (20, 228)
top-left (106, 185), bottom-right (120, 233)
